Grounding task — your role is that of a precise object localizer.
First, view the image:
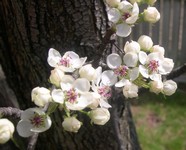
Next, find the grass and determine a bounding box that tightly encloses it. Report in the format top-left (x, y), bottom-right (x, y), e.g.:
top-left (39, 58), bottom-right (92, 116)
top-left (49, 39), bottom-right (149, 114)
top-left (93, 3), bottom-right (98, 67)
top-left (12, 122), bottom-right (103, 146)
top-left (131, 89), bottom-right (186, 150)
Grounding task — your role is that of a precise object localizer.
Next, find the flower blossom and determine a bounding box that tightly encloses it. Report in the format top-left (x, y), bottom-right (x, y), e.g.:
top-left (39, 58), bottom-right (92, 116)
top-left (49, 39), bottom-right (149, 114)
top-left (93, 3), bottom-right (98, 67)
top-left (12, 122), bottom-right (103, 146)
top-left (16, 108), bottom-right (52, 137)
top-left (143, 7), bottom-right (160, 23)
top-left (0, 119), bottom-right (14, 144)
top-left (163, 80), bottom-right (177, 96)
top-left (47, 48), bottom-right (87, 72)
top-left (107, 1), bottom-right (139, 37)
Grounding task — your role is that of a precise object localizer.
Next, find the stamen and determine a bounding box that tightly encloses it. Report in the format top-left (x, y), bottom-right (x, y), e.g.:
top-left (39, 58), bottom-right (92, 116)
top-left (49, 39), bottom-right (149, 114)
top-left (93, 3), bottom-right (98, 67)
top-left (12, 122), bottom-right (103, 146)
top-left (60, 57), bottom-right (70, 67)
top-left (30, 113), bottom-right (45, 128)
top-left (66, 88), bottom-right (78, 103)
top-left (98, 86), bottom-right (111, 99)
top-left (114, 65), bottom-right (128, 77)
top-left (148, 60), bottom-right (159, 73)
top-left (122, 12), bottom-right (131, 20)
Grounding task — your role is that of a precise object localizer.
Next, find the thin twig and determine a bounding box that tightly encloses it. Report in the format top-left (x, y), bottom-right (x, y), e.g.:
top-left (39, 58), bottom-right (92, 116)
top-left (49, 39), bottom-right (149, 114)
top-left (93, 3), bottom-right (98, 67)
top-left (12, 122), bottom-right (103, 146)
top-left (0, 107), bottom-right (22, 118)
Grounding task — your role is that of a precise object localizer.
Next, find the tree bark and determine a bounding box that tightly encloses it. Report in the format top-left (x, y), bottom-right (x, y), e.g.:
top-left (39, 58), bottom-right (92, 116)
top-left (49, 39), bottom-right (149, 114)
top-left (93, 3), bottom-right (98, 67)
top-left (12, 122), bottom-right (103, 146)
top-left (0, 0), bottom-right (140, 149)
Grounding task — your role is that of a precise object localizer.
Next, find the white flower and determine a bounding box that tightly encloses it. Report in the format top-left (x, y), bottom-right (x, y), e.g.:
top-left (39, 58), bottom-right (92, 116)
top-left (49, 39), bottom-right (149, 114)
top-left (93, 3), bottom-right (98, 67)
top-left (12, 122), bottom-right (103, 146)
top-left (150, 80), bottom-right (163, 94)
top-left (16, 108), bottom-right (52, 137)
top-left (123, 82), bottom-right (138, 98)
top-left (139, 51), bottom-right (174, 80)
top-left (47, 48), bottom-right (87, 72)
top-left (79, 64), bottom-right (97, 81)
top-left (138, 35), bottom-right (153, 51)
top-left (107, 2), bottom-right (139, 37)
top-left (49, 67), bottom-right (64, 87)
top-left (106, 0), bottom-right (120, 7)
top-left (62, 117), bottom-right (81, 133)
top-left (124, 41), bottom-right (140, 54)
top-left (89, 108), bottom-right (110, 125)
top-left (143, 7), bottom-right (160, 23)
top-left (151, 45), bottom-right (165, 56)
top-left (0, 119), bottom-right (14, 144)
top-left (163, 80), bottom-right (177, 96)
top-left (31, 87), bottom-right (52, 107)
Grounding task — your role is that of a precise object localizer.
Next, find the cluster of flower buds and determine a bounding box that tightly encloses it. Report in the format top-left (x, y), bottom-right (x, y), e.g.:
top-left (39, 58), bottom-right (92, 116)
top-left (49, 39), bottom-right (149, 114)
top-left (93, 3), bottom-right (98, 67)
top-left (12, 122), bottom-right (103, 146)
top-left (105, 35), bottom-right (177, 98)
top-left (106, 0), bottom-right (160, 37)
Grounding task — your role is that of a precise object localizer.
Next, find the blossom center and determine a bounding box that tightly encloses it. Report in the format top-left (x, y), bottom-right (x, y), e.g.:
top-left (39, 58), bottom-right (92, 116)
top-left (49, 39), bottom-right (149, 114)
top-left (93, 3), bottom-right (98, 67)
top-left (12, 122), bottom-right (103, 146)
top-left (122, 12), bottom-right (131, 20)
top-left (30, 113), bottom-right (45, 128)
top-left (98, 86), bottom-right (112, 99)
top-left (66, 88), bottom-right (78, 103)
top-left (60, 57), bottom-right (70, 67)
top-left (148, 60), bottom-right (159, 73)
top-left (114, 65), bottom-right (128, 77)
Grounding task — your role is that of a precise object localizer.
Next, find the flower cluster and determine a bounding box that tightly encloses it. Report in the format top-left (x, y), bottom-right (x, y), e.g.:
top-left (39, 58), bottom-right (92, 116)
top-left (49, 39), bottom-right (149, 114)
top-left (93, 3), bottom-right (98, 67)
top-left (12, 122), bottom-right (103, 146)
top-left (105, 35), bottom-right (177, 98)
top-left (106, 0), bottom-right (160, 37)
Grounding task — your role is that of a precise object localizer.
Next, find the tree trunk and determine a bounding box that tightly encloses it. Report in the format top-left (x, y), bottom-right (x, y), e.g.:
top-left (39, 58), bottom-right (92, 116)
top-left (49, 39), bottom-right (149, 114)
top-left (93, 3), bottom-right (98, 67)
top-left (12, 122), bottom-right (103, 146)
top-left (0, 0), bottom-right (140, 149)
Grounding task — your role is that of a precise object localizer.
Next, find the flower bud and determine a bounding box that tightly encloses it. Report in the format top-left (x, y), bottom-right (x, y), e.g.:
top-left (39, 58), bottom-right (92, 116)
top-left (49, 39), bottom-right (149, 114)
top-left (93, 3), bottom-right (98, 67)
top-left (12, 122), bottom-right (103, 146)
top-left (144, 7), bottom-right (160, 23)
top-left (151, 45), bottom-right (165, 56)
top-left (106, 0), bottom-right (120, 7)
top-left (0, 119), bottom-right (14, 144)
top-left (138, 35), bottom-right (153, 51)
top-left (123, 83), bottom-right (138, 98)
top-left (31, 87), bottom-right (52, 107)
top-left (79, 64), bottom-right (96, 81)
top-left (89, 108), bottom-right (110, 125)
top-left (62, 117), bottom-right (81, 133)
top-left (150, 80), bottom-right (163, 94)
top-left (163, 80), bottom-right (177, 96)
top-left (49, 67), bottom-right (65, 87)
top-left (124, 41), bottom-right (140, 54)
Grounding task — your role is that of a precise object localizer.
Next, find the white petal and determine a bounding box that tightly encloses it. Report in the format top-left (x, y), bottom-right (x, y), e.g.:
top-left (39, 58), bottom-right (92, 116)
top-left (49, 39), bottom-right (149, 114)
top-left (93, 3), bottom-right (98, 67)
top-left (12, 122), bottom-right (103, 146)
top-left (51, 89), bottom-right (65, 104)
top-left (47, 48), bottom-right (61, 67)
top-left (116, 23), bottom-right (132, 37)
top-left (94, 66), bottom-right (102, 85)
top-left (150, 73), bottom-right (162, 81)
top-left (106, 53), bottom-right (122, 69)
top-left (159, 58), bottom-right (174, 74)
top-left (64, 51), bottom-right (79, 59)
top-left (16, 120), bottom-right (34, 137)
top-left (58, 66), bottom-right (75, 73)
top-left (118, 1), bottom-right (133, 12)
top-left (101, 70), bottom-right (118, 86)
top-left (115, 78), bottom-right (130, 87)
top-left (107, 8), bottom-right (121, 23)
top-left (139, 65), bottom-right (149, 78)
top-left (73, 78), bottom-right (90, 92)
top-left (21, 108), bottom-right (44, 120)
top-left (123, 52), bottom-right (138, 67)
top-left (139, 51), bottom-right (148, 65)
top-left (99, 99), bottom-right (112, 108)
top-left (126, 3), bottom-right (139, 24)
top-left (72, 57), bottom-right (87, 69)
top-left (129, 67), bottom-right (139, 81)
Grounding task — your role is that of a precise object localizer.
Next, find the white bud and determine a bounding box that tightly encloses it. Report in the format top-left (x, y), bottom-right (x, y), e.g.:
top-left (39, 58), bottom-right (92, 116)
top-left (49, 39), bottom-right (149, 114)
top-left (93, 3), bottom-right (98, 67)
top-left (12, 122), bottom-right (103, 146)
top-left (163, 80), bottom-right (177, 96)
top-left (106, 0), bottom-right (120, 7)
top-left (89, 108), bottom-right (110, 125)
top-left (144, 7), bottom-right (160, 23)
top-left (0, 119), bottom-right (15, 144)
top-left (123, 83), bottom-right (138, 98)
top-left (124, 41), bottom-right (140, 54)
top-left (62, 117), bottom-right (82, 133)
top-left (31, 87), bottom-right (52, 107)
top-left (138, 35), bottom-right (153, 51)
top-left (151, 45), bottom-right (165, 56)
top-left (150, 80), bottom-right (163, 94)
top-left (79, 64), bottom-right (96, 81)
top-left (49, 67), bottom-right (65, 87)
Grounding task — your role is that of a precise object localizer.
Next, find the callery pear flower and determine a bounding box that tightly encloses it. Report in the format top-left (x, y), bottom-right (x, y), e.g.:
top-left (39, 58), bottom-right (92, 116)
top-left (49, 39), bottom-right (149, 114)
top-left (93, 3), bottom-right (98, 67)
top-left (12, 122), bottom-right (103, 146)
top-left (123, 82), bottom-right (138, 98)
top-left (62, 117), bottom-right (82, 133)
top-left (143, 7), bottom-right (160, 23)
top-left (47, 48), bottom-right (87, 72)
top-left (49, 67), bottom-right (64, 87)
top-left (163, 80), bottom-right (177, 96)
top-left (79, 64), bottom-right (97, 81)
top-left (0, 119), bottom-right (14, 144)
top-left (150, 80), bottom-right (163, 94)
top-left (31, 87), bottom-right (52, 107)
top-left (107, 2), bottom-right (139, 37)
top-left (16, 108), bottom-right (52, 137)
top-left (124, 41), bottom-right (140, 54)
top-left (89, 108), bottom-right (110, 125)
top-left (138, 35), bottom-right (153, 51)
